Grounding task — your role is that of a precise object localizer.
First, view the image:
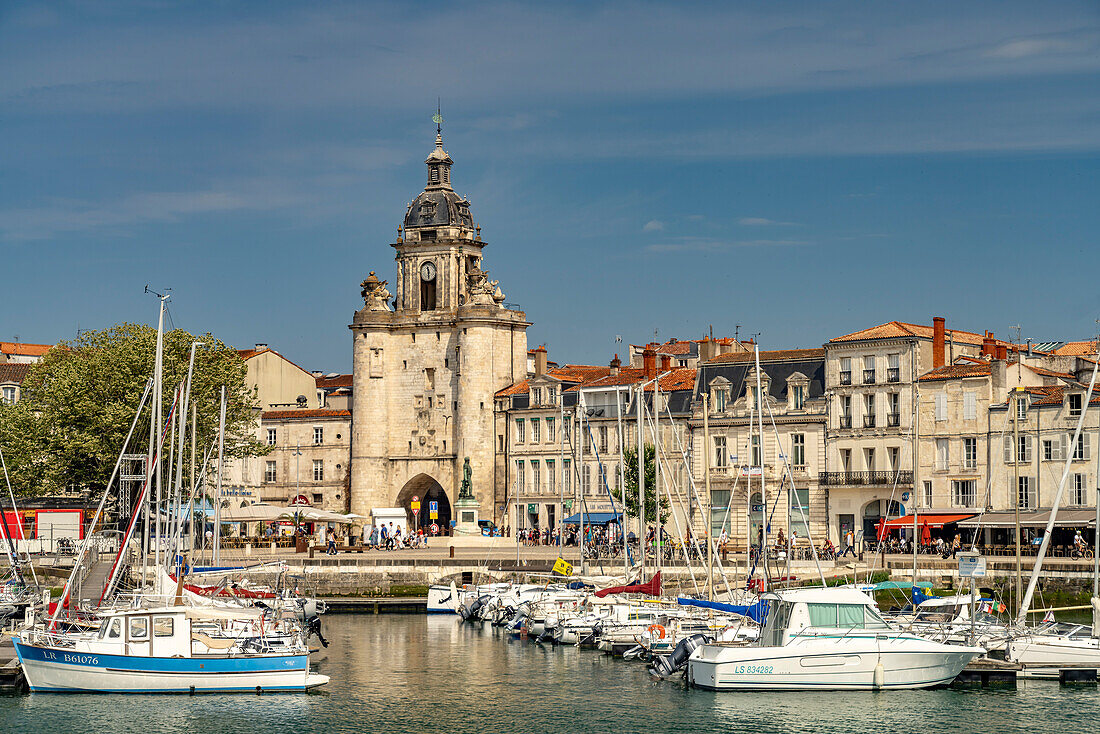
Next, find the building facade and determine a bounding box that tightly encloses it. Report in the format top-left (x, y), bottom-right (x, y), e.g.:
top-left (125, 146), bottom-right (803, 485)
top-left (349, 127), bottom-right (529, 530)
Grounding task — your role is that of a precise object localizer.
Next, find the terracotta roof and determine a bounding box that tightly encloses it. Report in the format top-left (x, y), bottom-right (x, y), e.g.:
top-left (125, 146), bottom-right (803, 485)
top-left (316, 374), bottom-right (353, 389)
top-left (495, 365), bottom-right (611, 398)
top-left (706, 348), bottom-right (825, 364)
top-left (0, 342), bottom-right (51, 357)
top-left (918, 363), bottom-right (993, 381)
top-left (829, 321), bottom-right (998, 346)
top-left (261, 409), bottom-right (351, 420)
top-left (0, 363), bottom-right (31, 383)
top-left (1025, 365), bottom-right (1076, 381)
top-left (567, 367), bottom-right (697, 392)
top-left (236, 346), bottom-right (313, 377)
top-left (1052, 341), bottom-right (1100, 356)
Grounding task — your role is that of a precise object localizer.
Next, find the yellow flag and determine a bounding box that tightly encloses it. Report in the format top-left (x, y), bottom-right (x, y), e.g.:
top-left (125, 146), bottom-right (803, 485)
top-left (552, 557), bottom-right (573, 576)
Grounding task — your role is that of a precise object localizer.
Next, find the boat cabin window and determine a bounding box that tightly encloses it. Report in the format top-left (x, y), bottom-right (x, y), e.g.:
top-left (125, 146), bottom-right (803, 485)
top-left (153, 616), bottom-right (174, 637)
top-left (106, 619), bottom-right (122, 639)
top-left (764, 601), bottom-right (794, 645)
top-left (129, 617), bottom-right (149, 641)
top-left (807, 603), bottom-right (889, 629)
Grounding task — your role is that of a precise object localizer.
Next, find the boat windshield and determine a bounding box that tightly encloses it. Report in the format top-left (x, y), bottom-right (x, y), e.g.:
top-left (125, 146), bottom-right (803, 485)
top-left (807, 603), bottom-right (890, 630)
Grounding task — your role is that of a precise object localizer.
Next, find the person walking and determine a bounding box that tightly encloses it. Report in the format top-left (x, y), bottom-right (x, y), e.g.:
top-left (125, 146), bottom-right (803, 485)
top-left (841, 529), bottom-right (857, 558)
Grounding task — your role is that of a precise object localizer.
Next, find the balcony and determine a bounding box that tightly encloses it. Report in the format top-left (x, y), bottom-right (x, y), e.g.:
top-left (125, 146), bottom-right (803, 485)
top-left (839, 416), bottom-right (853, 429)
top-left (863, 415), bottom-right (876, 428)
top-left (863, 369), bottom-right (876, 384)
top-left (839, 371), bottom-right (852, 386)
top-left (887, 367), bottom-right (900, 383)
top-left (887, 413), bottom-right (901, 427)
top-left (820, 470), bottom-right (913, 486)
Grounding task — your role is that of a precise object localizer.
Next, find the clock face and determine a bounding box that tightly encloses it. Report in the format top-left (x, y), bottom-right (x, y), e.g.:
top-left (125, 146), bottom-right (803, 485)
top-left (420, 261), bottom-right (437, 281)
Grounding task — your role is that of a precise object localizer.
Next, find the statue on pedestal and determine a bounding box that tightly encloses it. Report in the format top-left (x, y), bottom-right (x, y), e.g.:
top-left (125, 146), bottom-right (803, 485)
top-left (360, 271), bottom-right (392, 311)
top-left (458, 457), bottom-right (474, 500)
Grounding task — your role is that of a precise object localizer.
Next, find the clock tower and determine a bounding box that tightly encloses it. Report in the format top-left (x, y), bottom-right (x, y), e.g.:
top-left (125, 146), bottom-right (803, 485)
top-left (349, 124), bottom-right (530, 530)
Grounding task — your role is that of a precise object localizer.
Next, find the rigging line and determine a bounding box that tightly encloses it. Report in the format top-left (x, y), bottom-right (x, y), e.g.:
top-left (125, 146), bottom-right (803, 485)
top-left (863, 407), bottom-right (916, 584)
top-left (578, 405), bottom-right (628, 576)
top-left (965, 405), bottom-right (1013, 552)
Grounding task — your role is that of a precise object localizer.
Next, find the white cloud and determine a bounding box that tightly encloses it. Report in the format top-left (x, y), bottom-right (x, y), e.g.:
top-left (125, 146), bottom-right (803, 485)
top-left (643, 219), bottom-right (664, 232)
top-left (739, 217), bottom-right (799, 227)
top-left (646, 238), bottom-right (809, 253)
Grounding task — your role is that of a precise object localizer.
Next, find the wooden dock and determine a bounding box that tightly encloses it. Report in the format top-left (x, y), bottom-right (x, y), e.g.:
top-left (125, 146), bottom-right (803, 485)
top-left (0, 638), bottom-right (26, 693)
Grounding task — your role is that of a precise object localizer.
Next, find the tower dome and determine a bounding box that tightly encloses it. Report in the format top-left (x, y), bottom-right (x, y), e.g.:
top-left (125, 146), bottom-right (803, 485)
top-left (403, 128), bottom-right (474, 233)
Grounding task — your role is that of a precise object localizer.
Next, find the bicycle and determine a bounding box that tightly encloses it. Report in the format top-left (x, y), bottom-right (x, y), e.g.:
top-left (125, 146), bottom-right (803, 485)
top-left (1071, 545), bottom-right (1095, 560)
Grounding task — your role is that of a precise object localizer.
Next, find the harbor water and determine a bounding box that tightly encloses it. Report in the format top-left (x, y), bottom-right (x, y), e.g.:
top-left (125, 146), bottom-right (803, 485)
top-left (3, 613), bottom-right (1099, 733)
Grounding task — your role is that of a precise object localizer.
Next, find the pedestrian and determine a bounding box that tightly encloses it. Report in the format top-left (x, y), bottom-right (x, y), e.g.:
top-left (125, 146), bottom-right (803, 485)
top-left (327, 535), bottom-right (337, 555)
top-left (841, 529), bottom-right (857, 558)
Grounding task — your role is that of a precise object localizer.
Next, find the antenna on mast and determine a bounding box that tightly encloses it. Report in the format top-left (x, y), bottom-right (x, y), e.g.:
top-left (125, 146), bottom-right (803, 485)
top-left (144, 285), bottom-right (171, 300)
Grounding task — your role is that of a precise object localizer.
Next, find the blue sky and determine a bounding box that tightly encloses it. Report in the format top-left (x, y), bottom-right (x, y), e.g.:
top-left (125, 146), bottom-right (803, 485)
top-left (3, 1), bottom-right (1100, 372)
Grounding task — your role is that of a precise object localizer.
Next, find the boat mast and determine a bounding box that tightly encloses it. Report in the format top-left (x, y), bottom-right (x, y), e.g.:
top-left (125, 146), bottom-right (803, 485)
top-left (559, 390), bottom-right (565, 553)
top-left (147, 291), bottom-right (168, 585)
top-left (1093, 337), bottom-right (1100, 636)
top-left (703, 392), bottom-right (712, 600)
top-left (1013, 386), bottom-right (1021, 617)
top-left (654, 376), bottom-right (663, 580)
top-left (755, 344), bottom-right (767, 592)
top-left (616, 386), bottom-right (627, 578)
top-left (213, 386), bottom-right (226, 566)
top-left (637, 382), bottom-right (645, 582)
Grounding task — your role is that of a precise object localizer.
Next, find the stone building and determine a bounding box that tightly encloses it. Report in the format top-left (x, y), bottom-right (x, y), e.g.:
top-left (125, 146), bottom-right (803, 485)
top-left (691, 348), bottom-right (828, 548)
top-left (823, 317), bottom-right (1008, 545)
top-left (0, 341), bottom-right (51, 364)
top-left (0, 363), bottom-right (30, 404)
top-left (349, 127), bottom-right (529, 531)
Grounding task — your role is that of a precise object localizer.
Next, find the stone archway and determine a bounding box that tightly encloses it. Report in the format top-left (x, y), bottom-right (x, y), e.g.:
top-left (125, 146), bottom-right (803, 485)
top-left (861, 498), bottom-right (902, 542)
top-left (396, 474), bottom-right (452, 532)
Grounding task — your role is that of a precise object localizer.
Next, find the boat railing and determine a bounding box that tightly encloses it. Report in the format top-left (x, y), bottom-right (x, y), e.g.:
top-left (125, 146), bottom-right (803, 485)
top-left (787, 624), bottom-right (910, 645)
top-left (24, 627), bottom-right (80, 649)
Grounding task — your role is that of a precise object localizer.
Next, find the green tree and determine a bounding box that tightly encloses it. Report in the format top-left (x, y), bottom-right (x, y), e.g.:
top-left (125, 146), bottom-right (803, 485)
top-left (0, 323), bottom-right (264, 496)
top-left (611, 444), bottom-right (671, 525)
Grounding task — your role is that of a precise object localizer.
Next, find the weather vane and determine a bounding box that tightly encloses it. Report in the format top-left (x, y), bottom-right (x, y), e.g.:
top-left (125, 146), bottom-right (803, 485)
top-left (433, 98), bottom-right (443, 134)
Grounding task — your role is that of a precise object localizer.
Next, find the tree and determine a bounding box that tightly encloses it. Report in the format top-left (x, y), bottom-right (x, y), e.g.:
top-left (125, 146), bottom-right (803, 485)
top-left (0, 323), bottom-right (265, 496)
top-left (611, 444), bottom-right (671, 525)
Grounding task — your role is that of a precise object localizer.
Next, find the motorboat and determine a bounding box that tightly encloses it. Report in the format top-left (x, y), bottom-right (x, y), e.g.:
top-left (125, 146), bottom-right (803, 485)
top-left (686, 587), bottom-right (983, 690)
top-left (1005, 603), bottom-right (1100, 679)
top-left (14, 605), bottom-right (329, 693)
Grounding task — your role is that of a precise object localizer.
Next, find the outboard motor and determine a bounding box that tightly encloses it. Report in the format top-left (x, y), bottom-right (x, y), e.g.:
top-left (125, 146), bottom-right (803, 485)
top-left (505, 602), bottom-right (531, 630)
top-left (579, 620), bottom-right (602, 647)
top-left (649, 633), bottom-right (710, 679)
top-left (460, 594), bottom-right (491, 622)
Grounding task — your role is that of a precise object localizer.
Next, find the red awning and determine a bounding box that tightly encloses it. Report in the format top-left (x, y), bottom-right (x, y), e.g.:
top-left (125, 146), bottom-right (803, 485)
top-left (877, 514), bottom-right (976, 531)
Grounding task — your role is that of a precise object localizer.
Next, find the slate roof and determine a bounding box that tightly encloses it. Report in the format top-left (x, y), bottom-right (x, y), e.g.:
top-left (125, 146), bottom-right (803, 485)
top-left (316, 374), bottom-right (353, 389)
top-left (706, 348), bottom-right (825, 364)
top-left (695, 349), bottom-right (826, 403)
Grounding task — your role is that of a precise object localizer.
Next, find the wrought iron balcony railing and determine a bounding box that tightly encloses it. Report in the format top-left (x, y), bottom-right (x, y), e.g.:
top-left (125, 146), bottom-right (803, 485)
top-left (887, 367), bottom-right (900, 383)
top-left (819, 470), bottom-right (913, 486)
top-left (839, 416), bottom-right (852, 428)
top-left (887, 413), bottom-right (901, 427)
top-left (839, 371), bottom-right (852, 386)
top-left (863, 415), bottom-right (876, 428)
top-left (863, 370), bottom-right (876, 384)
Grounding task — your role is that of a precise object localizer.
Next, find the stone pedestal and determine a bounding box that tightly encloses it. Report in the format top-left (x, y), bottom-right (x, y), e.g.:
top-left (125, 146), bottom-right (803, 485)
top-left (454, 497), bottom-right (481, 536)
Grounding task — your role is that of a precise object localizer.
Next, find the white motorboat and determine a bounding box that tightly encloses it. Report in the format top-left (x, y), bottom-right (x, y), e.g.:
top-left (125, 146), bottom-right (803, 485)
top-left (14, 605), bottom-right (329, 693)
top-left (686, 588), bottom-right (983, 691)
top-left (1006, 604), bottom-right (1100, 679)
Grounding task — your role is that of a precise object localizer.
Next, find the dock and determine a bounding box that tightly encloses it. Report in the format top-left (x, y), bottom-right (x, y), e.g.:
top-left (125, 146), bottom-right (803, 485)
top-left (0, 638), bottom-right (26, 693)
top-left (955, 657), bottom-right (1099, 687)
top-left (322, 597), bottom-right (428, 614)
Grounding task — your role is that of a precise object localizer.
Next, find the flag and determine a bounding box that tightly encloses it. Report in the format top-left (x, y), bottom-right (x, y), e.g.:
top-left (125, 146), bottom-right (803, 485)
top-left (552, 557), bottom-right (573, 577)
top-left (1043, 609), bottom-right (1055, 623)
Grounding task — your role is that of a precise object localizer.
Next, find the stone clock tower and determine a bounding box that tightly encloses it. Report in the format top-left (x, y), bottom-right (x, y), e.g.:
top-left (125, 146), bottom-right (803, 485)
top-left (349, 125), bottom-right (529, 530)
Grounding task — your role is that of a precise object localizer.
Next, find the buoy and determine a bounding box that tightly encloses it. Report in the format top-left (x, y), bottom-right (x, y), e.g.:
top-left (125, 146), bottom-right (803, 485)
top-left (647, 624), bottom-right (667, 639)
top-left (873, 661), bottom-right (885, 689)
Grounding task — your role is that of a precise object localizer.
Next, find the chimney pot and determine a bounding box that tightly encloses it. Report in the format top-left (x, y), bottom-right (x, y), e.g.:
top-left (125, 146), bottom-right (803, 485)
top-left (255, 343), bottom-right (268, 351)
top-left (534, 346), bottom-right (548, 376)
top-left (609, 353), bottom-right (621, 376)
top-left (660, 354), bottom-right (672, 371)
top-left (932, 317), bottom-right (946, 369)
top-left (642, 347), bottom-right (657, 379)
top-left (996, 343), bottom-right (1008, 361)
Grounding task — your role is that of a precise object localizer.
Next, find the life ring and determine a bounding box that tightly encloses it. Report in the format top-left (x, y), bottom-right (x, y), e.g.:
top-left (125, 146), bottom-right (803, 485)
top-left (647, 624), bottom-right (666, 639)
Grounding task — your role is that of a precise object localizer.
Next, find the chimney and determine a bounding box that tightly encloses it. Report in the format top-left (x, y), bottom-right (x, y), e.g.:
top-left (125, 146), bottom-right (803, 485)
top-left (642, 345), bottom-right (657, 379)
top-left (534, 346), bottom-right (548, 377)
top-left (609, 354), bottom-right (621, 377)
top-left (932, 317), bottom-right (945, 369)
top-left (1026, 339), bottom-right (1032, 357)
top-left (995, 343), bottom-right (1008, 361)
top-left (981, 334), bottom-right (996, 358)
top-left (255, 343), bottom-right (269, 352)
top-left (660, 354), bottom-right (672, 372)
top-left (698, 337), bottom-right (714, 363)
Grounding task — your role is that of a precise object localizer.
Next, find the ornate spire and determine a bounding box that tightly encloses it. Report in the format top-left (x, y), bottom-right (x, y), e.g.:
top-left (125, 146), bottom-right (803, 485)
top-left (426, 106), bottom-right (453, 190)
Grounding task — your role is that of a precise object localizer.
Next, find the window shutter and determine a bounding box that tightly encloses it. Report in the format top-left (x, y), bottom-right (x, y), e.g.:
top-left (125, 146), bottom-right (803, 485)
top-left (963, 392), bottom-right (976, 420)
top-left (1003, 436), bottom-right (1012, 464)
top-left (1052, 435), bottom-right (1064, 461)
top-left (935, 394), bottom-right (947, 421)
top-left (1024, 436), bottom-right (1033, 462)
top-left (1083, 434), bottom-right (1091, 461)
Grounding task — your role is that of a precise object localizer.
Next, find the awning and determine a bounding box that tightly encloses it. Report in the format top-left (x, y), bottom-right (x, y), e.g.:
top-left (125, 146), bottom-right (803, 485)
top-left (562, 512), bottom-right (623, 526)
top-left (877, 513), bottom-right (976, 531)
top-left (218, 503), bottom-right (361, 524)
top-left (958, 510), bottom-right (1097, 529)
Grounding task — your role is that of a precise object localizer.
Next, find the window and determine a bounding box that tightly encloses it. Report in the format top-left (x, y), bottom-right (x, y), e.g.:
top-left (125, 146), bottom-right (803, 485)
top-left (1069, 393), bottom-right (1083, 418)
top-left (935, 439), bottom-right (949, 471)
top-left (951, 480), bottom-right (976, 507)
top-left (313, 427), bottom-right (323, 445)
top-left (714, 387), bottom-right (727, 412)
top-left (750, 435), bottom-right (761, 467)
top-left (1018, 476), bottom-right (1034, 509)
top-left (583, 464), bottom-right (591, 494)
top-left (129, 617), bottom-right (149, 641)
top-left (887, 353), bottom-right (900, 382)
top-left (887, 446), bottom-right (899, 472)
top-left (888, 393), bottom-right (900, 426)
top-left (839, 357), bottom-right (852, 385)
top-left (547, 460), bottom-right (556, 494)
top-left (265, 461), bottom-right (277, 483)
top-left (563, 460), bottom-right (571, 494)
top-left (790, 488), bottom-right (810, 538)
top-left (963, 438), bottom-right (977, 469)
top-left (963, 392), bottom-right (977, 420)
top-left (864, 393), bottom-right (876, 427)
top-left (312, 493), bottom-right (322, 503)
top-left (599, 426), bottom-right (608, 453)
top-left (1072, 433), bottom-right (1091, 461)
top-left (563, 421), bottom-right (571, 444)
top-left (791, 434), bottom-right (806, 469)
top-left (863, 355), bottom-right (876, 384)
top-left (1072, 474), bottom-right (1087, 506)
top-left (313, 459), bottom-right (324, 482)
top-left (548, 386), bottom-right (557, 405)
top-left (840, 448), bottom-right (851, 472)
top-left (532, 460), bottom-right (541, 493)
top-left (935, 393), bottom-right (948, 422)
top-left (1005, 435), bottom-right (1033, 463)
top-left (153, 617), bottom-right (174, 637)
top-left (516, 461), bottom-right (525, 492)
top-left (1016, 395), bottom-right (1028, 420)
top-left (598, 463), bottom-right (607, 492)
top-left (793, 384), bottom-right (806, 411)
top-left (839, 396), bottom-right (852, 428)
top-left (713, 436), bottom-right (728, 468)
top-left (1043, 438), bottom-right (1064, 462)
top-left (267, 428), bottom-right (277, 446)
top-left (865, 447), bottom-right (875, 471)
top-left (516, 419), bottom-right (525, 443)
top-left (107, 619), bottom-right (122, 639)
top-left (531, 419), bottom-right (540, 443)
top-left (0, 386), bottom-right (15, 403)
top-left (923, 481), bottom-right (933, 507)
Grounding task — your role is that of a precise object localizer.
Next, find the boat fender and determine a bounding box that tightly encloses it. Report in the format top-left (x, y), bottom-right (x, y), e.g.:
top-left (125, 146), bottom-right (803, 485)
top-left (873, 661), bottom-right (885, 689)
top-left (647, 624), bottom-right (666, 639)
